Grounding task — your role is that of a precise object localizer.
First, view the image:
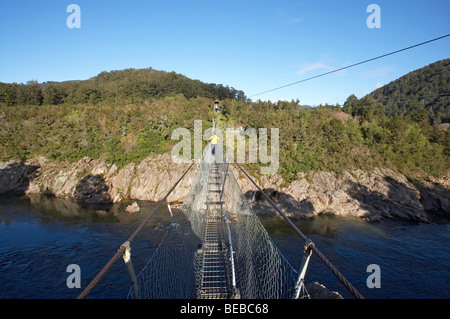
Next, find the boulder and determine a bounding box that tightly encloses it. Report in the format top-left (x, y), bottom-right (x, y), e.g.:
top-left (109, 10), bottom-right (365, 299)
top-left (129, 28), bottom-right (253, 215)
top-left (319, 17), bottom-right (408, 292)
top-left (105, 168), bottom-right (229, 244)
top-left (126, 201), bottom-right (140, 214)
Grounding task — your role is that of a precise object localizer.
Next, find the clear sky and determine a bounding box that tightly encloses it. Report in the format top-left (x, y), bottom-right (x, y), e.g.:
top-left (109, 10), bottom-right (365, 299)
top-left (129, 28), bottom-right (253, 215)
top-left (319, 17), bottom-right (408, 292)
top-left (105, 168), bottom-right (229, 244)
top-left (0, 0), bottom-right (449, 105)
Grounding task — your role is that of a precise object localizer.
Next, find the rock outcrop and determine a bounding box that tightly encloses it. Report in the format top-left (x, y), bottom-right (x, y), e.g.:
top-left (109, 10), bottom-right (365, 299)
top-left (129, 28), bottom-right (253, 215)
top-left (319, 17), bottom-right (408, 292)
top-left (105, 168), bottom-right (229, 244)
top-left (0, 155), bottom-right (448, 223)
top-left (125, 201), bottom-right (141, 214)
top-left (235, 167), bottom-right (450, 223)
top-left (0, 155), bottom-right (195, 204)
top-left (305, 282), bottom-right (343, 299)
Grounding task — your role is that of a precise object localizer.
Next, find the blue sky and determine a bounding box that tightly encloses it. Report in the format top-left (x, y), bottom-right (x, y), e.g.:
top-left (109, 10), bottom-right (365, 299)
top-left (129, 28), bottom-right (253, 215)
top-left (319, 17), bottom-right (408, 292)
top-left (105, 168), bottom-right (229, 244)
top-left (0, 0), bottom-right (449, 105)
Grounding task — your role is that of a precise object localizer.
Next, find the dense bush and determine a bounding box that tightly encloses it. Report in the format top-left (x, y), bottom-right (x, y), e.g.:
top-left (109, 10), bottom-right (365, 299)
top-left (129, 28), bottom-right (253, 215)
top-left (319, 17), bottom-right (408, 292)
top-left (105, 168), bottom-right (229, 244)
top-left (0, 67), bottom-right (247, 108)
top-left (367, 59), bottom-right (449, 123)
top-left (0, 61), bottom-right (448, 181)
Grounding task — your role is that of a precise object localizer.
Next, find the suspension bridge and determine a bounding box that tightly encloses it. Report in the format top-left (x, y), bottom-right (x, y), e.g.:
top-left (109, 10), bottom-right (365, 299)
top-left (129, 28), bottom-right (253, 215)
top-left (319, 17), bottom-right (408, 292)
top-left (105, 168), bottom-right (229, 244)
top-left (77, 126), bottom-right (364, 300)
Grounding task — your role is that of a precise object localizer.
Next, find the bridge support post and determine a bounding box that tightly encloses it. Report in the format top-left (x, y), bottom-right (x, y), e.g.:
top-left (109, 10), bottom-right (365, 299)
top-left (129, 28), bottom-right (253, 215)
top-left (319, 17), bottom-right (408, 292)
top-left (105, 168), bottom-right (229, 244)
top-left (294, 239), bottom-right (314, 299)
top-left (121, 241), bottom-right (141, 299)
top-left (167, 202), bottom-right (173, 217)
top-left (250, 191), bottom-right (257, 206)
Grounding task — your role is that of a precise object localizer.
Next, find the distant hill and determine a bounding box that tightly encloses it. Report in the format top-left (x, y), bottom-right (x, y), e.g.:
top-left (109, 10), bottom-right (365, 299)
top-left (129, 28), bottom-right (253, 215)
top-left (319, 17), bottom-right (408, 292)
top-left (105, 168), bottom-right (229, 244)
top-left (366, 59), bottom-right (450, 123)
top-left (86, 68), bottom-right (247, 101)
top-left (0, 67), bottom-right (247, 106)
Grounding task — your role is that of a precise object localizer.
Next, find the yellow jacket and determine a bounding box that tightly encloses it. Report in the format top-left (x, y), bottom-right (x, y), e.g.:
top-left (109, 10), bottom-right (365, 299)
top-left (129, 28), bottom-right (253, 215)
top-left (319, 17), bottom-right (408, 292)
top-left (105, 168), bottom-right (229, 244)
top-left (210, 135), bottom-right (219, 145)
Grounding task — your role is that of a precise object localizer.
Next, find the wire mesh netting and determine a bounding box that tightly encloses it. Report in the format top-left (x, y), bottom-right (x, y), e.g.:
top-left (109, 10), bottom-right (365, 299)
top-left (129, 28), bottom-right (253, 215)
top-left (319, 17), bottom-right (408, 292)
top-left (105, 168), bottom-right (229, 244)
top-left (127, 145), bottom-right (299, 299)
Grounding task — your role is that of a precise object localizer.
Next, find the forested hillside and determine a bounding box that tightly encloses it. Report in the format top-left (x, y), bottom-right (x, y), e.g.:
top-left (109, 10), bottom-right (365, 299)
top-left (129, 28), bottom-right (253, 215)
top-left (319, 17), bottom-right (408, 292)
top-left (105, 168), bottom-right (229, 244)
top-left (366, 59), bottom-right (449, 123)
top-left (0, 95), bottom-right (216, 167)
top-left (219, 98), bottom-right (449, 181)
top-left (0, 67), bottom-right (246, 106)
top-left (0, 62), bottom-right (448, 182)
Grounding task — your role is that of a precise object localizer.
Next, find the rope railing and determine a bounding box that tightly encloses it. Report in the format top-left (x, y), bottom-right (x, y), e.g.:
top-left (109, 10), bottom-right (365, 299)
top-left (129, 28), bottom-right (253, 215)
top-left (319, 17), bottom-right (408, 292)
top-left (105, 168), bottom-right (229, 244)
top-left (127, 148), bottom-right (300, 299)
top-left (77, 161), bottom-right (195, 299)
top-left (77, 140), bottom-right (364, 299)
top-left (233, 161), bottom-right (365, 299)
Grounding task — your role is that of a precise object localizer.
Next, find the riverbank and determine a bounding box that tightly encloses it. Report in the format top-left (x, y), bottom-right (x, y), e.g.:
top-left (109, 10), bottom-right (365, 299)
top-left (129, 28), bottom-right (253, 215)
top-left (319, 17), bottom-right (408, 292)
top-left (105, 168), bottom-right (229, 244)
top-left (239, 167), bottom-right (450, 223)
top-left (0, 155), bottom-right (449, 223)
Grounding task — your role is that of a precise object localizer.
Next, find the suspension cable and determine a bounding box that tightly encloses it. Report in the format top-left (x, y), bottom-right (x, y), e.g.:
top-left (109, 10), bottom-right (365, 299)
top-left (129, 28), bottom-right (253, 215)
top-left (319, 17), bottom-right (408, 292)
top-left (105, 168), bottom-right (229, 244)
top-left (77, 161), bottom-right (195, 299)
top-left (234, 161), bottom-right (365, 299)
top-left (250, 34), bottom-right (450, 98)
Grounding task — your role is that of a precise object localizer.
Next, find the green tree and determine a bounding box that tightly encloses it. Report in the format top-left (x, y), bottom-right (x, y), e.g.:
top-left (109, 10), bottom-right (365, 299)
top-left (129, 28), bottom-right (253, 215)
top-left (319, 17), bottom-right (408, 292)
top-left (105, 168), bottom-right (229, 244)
top-left (342, 94), bottom-right (360, 114)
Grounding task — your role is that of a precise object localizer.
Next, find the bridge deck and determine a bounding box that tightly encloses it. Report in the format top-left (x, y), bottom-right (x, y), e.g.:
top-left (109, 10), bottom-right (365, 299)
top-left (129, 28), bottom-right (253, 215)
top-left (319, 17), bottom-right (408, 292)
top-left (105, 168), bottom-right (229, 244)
top-left (197, 164), bottom-right (231, 299)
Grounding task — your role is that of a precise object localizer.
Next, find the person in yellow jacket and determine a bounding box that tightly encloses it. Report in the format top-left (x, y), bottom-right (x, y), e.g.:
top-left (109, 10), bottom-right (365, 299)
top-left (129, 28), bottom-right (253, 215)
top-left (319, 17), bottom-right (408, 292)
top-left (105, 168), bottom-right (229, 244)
top-left (209, 134), bottom-right (219, 155)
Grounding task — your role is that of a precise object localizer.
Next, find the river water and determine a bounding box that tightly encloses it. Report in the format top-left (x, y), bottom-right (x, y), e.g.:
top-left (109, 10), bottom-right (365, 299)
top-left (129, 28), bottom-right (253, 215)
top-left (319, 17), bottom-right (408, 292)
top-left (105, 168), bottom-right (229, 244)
top-left (0, 194), bottom-right (448, 299)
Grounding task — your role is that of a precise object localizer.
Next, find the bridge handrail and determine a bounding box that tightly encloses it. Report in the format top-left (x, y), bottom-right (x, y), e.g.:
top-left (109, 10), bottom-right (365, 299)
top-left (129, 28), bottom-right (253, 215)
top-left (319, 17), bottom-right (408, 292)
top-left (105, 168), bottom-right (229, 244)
top-left (219, 162), bottom-right (237, 292)
top-left (233, 162), bottom-right (365, 299)
top-left (77, 161), bottom-right (195, 299)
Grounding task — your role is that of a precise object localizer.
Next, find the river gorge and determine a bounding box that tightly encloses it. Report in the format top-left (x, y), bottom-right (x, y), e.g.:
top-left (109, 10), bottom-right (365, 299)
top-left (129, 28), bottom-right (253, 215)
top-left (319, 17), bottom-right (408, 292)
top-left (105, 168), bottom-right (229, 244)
top-left (1, 154), bottom-right (449, 223)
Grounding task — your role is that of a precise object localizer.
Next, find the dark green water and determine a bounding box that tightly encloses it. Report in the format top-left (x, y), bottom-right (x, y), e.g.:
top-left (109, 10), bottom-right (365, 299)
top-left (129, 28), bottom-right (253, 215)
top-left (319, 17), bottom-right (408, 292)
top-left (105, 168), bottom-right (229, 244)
top-left (0, 194), bottom-right (448, 299)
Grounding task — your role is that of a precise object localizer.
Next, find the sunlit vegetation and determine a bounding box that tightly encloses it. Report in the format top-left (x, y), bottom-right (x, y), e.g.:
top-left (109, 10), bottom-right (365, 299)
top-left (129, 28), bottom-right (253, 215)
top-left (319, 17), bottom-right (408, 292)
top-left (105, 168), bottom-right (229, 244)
top-left (0, 61), bottom-right (448, 181)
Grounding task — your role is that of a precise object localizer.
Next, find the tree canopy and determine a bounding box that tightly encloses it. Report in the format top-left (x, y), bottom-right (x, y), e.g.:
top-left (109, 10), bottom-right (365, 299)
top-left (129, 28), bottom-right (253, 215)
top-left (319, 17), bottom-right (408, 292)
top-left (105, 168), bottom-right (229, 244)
top-left (366, 59), bottom-right (449, 124)
top-left (0, 67), bottom-right (247, 107)
top-left (0, 62), bottom-right (448, 181)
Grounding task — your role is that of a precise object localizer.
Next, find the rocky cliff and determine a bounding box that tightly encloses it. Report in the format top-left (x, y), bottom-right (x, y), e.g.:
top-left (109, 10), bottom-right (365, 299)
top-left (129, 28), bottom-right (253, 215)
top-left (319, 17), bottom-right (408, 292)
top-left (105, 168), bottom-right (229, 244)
top-left (0, 155), bottom-right (448, 223)
top-left (235, 168), bottom-right (450, 223)
top-left (0, 155), bottom-right (195, 205)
